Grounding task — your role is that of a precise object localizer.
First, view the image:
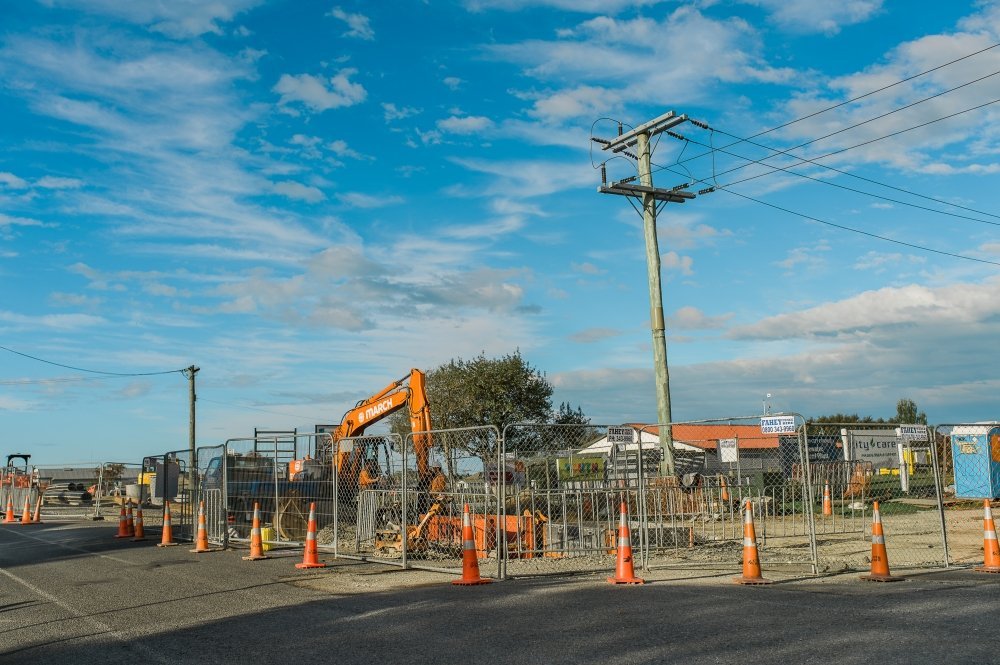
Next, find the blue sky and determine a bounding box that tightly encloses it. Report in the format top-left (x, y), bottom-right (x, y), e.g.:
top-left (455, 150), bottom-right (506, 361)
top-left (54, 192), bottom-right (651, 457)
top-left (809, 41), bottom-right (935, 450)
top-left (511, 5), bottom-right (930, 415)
top-left (2, 0), bottom-right (999, 464)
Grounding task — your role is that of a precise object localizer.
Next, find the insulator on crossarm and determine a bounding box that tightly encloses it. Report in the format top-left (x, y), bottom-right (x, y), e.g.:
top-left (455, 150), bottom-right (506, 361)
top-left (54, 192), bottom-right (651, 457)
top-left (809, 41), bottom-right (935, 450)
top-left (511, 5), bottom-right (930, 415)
top-left (601, 164), bottom-right (607, 185)
top-left (666, 130), bottom-right (686, 141)
top-left (616, 176), bottom-right (637, 185)
top-left (592, 137), bottom-right (611, 145)
top-left (618, 122), bottom-right (623, 136)
top-left (697, 186), bottom-right (716, 195)
top-left (690, 118), bottom-right (710, 130)
top-left (670, 183), bottom-right (691, 192)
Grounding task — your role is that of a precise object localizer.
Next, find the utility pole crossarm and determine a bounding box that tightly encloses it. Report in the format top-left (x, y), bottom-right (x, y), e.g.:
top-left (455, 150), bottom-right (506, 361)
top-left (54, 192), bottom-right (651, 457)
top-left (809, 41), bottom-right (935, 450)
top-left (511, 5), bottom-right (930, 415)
top-left (600, 111), bottom-right (689, 154)
top-left (598, 183), bottom-right (696, 203)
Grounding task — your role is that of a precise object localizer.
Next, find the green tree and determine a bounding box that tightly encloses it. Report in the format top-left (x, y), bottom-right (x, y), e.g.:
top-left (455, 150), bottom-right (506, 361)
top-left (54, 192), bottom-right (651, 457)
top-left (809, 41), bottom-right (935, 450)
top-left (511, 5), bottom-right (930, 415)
top-left (390, 351), bottom-right (588, 459)
top-left (893, 398), bottom-right (927, 424)
top-left (554, 402), bottom-right (589, 425)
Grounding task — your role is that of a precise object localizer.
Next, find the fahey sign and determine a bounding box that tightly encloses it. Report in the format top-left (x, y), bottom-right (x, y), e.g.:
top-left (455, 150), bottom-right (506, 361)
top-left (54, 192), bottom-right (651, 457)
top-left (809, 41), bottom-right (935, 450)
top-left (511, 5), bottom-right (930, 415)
top-left (760, 416), bottom-right (797, 434)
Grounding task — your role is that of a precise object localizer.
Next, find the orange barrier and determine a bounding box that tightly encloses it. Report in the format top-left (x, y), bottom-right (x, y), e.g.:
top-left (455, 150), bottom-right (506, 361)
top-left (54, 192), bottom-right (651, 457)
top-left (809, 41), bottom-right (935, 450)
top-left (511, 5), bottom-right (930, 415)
top-left (295, 502), bottom-right (326, 569)
top-left (190, 501), bottom-right (216, 553)
top-left (974, 500), bottom-right (1000, 574)
top-left (607, 501), bottom-right (643, 585)
top-left (157, 500), bottom-right (178, 547)
top-left (822, 481), bottom-right (832, 517)
top-left (734, 501), bottom-right (772, 585)
top-left (114, 504), bottom-right (130, 538)
top-left (243, 502), bottom-right (269, 561)
top-left (19, 495), bottom-right (33, 525)
top-left (132, 505), bottom-right (146, 541)
top-left (454, 504), bottom-right (492, 585)
top-left (3, 496), bottom-right (16, 524)
top-left (860, 501), bottom-right (904, 582)
top-left (720, 475), bottom-right (730, 503)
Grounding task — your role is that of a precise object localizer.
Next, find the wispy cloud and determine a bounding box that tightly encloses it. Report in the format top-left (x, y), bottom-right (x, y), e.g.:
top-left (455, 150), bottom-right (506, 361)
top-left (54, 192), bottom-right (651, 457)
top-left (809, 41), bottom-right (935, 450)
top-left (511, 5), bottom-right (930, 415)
top-left (273, 69), bottom-right (367, 112)
top-left (328, 7), bottom-right (375, 40)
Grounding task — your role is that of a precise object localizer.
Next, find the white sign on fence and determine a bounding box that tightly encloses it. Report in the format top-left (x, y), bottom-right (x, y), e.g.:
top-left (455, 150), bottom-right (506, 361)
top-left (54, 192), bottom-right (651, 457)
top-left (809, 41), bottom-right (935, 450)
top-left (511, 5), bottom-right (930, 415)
top-left (897, 424), bottom-right (929, 442)
top-left (842, 429), bottom-right (900, 469)
top-left (607, 426), bottom-right (636, 444)
top-left (717, 438), bottom-right (738, 464)
top-left (760, 415), bottom-right (797, 434)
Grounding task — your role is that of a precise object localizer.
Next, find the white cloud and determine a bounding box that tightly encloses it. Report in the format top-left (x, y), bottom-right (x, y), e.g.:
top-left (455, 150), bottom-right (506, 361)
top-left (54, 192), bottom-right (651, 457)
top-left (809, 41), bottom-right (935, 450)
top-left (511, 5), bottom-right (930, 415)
top-left (273, 69), bottom-right (367, 112)
top-left (0, 213), bottom-right (47, 228)
top-left (670, 306), bottom-right (733, 330)
top-left (730, 279), bottom-right (1000, 340)
top-left (570, 327), bottom-right (622, 343)
top-left (336, 192), bottom-right (404, 209)
top-left (382, 102), bottom-right (421, 122)
top-left (273, 181), bottom-right (326, 203)
top-left (327, 139), bottom-right (367, 160)
top-left (328, 7), bottom-right (375, 40)
top-left (41, 0), bottom-right (264, 38)
top-left (443, 76), bottom-right (463, 90)
top-left (464, 0), bottom-right (666, 11)
top-left (448, 157), bottom-right (594, 197)
top-left (488, 7), bottom-right (796, 123)
top-left (36, 176), bottom-right (84, 189)
top-left (437, 115), bottom-right (494, 134)
top-left (0, 172), bottom-right (29, 189)
top-left (743, 0), bottom-right (884, 35)
top-left (662, 251), bottom-right (693, 275)
top-left (0, 310), bottom-right (106, 330)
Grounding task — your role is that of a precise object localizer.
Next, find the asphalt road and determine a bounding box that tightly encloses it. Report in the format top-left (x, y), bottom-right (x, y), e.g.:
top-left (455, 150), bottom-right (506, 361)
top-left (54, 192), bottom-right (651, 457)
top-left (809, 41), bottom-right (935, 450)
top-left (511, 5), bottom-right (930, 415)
top-left (1, 520), bottom-right (997, 664)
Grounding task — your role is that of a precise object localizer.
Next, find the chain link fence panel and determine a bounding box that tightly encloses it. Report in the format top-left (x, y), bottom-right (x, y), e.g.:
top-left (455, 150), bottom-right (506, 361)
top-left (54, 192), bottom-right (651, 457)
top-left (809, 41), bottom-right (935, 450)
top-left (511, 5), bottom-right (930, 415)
top-left (934, 423), bottom-right (999, 567)
top-left (807, 423), bottom-right (946, 571)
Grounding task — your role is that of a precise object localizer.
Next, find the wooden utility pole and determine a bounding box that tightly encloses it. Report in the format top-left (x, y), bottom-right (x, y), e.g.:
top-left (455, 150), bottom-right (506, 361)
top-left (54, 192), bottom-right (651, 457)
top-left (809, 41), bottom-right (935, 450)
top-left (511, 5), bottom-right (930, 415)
top-left (184, 365), bottom-right (199, 505)
top-left (595, 110), bottom-right (695, 475)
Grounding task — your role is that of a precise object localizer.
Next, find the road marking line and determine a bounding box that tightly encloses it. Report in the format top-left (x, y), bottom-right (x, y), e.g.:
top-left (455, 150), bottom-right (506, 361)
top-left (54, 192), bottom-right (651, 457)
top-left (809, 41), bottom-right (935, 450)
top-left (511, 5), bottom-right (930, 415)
top-left (0, 527), bottom-right (134, 564)
top-left (0, 567), bottom-right (172, 664)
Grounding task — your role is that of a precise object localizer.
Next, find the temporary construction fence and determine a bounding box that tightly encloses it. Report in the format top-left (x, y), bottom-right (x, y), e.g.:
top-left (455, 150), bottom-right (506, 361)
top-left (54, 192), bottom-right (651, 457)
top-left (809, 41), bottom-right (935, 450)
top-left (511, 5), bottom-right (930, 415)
top-left (20, 417), bottom-right (1000, 582)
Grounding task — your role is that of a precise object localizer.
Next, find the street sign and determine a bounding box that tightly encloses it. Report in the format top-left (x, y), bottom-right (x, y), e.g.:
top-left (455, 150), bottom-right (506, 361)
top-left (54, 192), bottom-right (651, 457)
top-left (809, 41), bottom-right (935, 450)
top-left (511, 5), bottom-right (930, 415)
top-left (607, 427), bottom-right (636, 444)
top-left (718, 438), bottom-right (738, 463)
top-left (897, 425), bottom-right (929, 442)
top-left (760, 415), bottom-right (797, 434)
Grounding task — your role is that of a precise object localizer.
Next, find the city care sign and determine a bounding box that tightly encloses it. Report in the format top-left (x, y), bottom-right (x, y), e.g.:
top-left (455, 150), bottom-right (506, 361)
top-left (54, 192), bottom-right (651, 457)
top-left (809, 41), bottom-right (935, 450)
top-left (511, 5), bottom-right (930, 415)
top-left (842, 429), bottom-right (899, 469)
top-left (760, 415), bottom-right (797, 434)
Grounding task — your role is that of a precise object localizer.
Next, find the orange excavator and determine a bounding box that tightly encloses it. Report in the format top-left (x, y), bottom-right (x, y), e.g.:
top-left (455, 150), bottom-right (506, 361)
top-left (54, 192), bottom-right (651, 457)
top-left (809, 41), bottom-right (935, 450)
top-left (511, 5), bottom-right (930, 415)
top-left (323, 368), bottom-right (436, 498)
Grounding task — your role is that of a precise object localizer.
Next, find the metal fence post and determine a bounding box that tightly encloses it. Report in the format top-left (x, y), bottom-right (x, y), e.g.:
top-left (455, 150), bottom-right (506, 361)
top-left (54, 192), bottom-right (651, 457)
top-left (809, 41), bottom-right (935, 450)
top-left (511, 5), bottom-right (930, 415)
top-left (929, 425), bottom-right (951, 567)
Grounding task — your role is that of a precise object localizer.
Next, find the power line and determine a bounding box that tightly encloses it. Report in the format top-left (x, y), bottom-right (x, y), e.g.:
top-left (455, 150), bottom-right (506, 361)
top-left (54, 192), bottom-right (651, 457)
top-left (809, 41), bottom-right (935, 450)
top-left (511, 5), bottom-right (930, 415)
top-left (666, 68), bottom-right (1000, 187)
top-left (719, 187), bottom-right (1000, 267)
top-left (0, 344), bottom-right (185, 377)
top-left (654, 154), bottom-right (1000, 267)
top-left (670, 40), bottom-right (1000, 172)
top-left (659, 100), bottom-right (1000, 227)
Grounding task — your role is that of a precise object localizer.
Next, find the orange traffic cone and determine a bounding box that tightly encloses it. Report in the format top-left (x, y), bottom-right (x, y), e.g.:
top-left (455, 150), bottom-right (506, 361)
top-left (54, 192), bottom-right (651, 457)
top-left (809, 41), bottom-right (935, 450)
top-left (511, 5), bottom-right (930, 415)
top-left (720, 475), bottom-right (731, 503)
top-left (822, 481), bottom-right (833, 517)
top-left (157, 500), bottom-right (178, 547)
top-left (974, 500), bottom-right (1000, 573)
top-left (32, 496), bottom-right (42, 524)
top-left (19, 495), bottom-right (33, 525)
top-left (296, 502), bottom-right (326, 569)
top-left (454, 503), bottom-right (492, 585)
top-left (734, 501), bottom-right (772, 585)
top-left (190, 501), bottom-right (216, 553)
top-left (607, 501), bottom-right (643, 585)
top-left (114, 503), bottom-right (130, 538)
top-left (132, 505), bottom-right (146, 541)
top-left (243, 502), bottom-right (269, 561)
top-left (860, 501), bottom-right (904, 582)
top-left (3, 496), bottom-right (16, 523)
top-left (125, 502), bottom-right (135, 537)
